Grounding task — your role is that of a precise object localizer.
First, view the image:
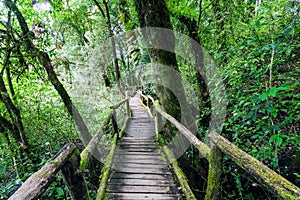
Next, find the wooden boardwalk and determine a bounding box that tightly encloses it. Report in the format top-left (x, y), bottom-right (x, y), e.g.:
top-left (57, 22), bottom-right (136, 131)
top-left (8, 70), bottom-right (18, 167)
top-left (106, 94), bottom-right (183, 199)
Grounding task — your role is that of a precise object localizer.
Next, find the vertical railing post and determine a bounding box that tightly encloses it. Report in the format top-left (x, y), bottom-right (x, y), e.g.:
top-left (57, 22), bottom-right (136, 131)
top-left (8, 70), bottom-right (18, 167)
top-left (60, 149), bottom-right (89, 200)
top-left (125, 91), bottom-right (130, 118)
top-left (156, 110), bottom-right (162, 136)
top-left (111, 109), bottom-right (118, 137)
top-left (153, 102), bottom-right (162, 137)
top-left (146, 96), bottom-right (149, 108)
top-left (204, 140), bottom-right (222, 200)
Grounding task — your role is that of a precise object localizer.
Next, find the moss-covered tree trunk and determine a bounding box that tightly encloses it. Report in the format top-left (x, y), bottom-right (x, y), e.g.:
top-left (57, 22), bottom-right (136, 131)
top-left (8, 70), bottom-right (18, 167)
top-left (134, 0), bottom-right (182, 121)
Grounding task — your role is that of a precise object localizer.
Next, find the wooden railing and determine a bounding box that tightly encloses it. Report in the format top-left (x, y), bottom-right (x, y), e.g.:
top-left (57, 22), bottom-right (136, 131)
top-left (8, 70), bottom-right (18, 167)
top-left (139, 93), bottom-right (300, 200)
top-left (9, 91), bottom-right (300, 200)
top-left (9, 97), bottom-right (130, 200)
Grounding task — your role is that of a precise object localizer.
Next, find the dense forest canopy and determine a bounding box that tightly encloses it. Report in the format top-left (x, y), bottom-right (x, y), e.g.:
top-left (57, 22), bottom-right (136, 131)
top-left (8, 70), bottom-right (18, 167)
top-left (0, 0), bottom-right (299, 199)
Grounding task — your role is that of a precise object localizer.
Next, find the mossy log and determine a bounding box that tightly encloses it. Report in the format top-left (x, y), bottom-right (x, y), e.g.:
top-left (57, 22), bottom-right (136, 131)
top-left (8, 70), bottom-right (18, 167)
top-left (163, 146), bottom-right (197, 200)
top-left (109, 98), bottom-right (128, 109)
top-left (155, 106), bottom-right (210, 159)
top-left (60, 149), bottom-right (89, 200)
top-left (96, 133), bottom-right (118, 200)
top-left (210, 132), bottom-right (300, 200)
top-left (9, 143), bottom-right (76, 200)
top-left (80, 112), bottom-right (113, 171)
top-left (96, 115), bottom-right (128, 200)
top-left (205, 145), bottom-right (222, 200)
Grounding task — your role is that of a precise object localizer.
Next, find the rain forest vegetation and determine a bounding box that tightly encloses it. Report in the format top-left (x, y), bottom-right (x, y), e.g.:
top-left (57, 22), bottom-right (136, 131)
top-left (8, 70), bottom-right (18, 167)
top-left (0, 0), bottom-right (299, 199)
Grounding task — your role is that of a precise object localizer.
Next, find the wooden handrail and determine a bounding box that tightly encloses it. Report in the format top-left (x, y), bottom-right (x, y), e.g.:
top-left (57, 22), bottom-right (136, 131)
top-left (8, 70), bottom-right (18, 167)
top-left (96, 117), bottom-right (129, 200)
top-left (80, 111), bottom-right (113, 171)
top-left (144, 94), bottom-right (210, 159)
top-left (9, 143), bottom-right (88, 200)
top-left (155, 106), bottom-right (211, 159)
top-left (141, 93), bottom-right (300, 200)
top-left (109, 98), bottom-right (128, 109)
top-left (210, 132), bottom-right (300, 199)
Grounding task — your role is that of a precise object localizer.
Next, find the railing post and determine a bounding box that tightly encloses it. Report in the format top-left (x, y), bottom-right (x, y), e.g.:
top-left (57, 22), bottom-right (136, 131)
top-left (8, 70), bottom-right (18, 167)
top-left (125, 91), bottom-right (130, 118)
top-left (156, 110), bottom-right (162, 136)
top-left (111, 109), bottom-right (118, 135)
top-left (204, 142), bottom-right (222, 200)
top-left (60, 149), bottom-right (89, 200)
top-left (146, 96), bottom-right (149, 108)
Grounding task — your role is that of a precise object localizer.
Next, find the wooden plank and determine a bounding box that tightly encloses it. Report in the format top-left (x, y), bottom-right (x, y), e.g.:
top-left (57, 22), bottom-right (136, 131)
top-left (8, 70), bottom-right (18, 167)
top-left (109, 178), bottom-right (176, 186)
top-left (117, 145), bottom-right (158, 149)
top-left (103, 94), bottom-right (183, 199)
top-left (113, 167), bottom-right (172, 174)
top-left (118, 139), bottom-right (156, 145)
top-left (112, 163), bottom-right (169, 169)
top-left (113, 154), bottom-right (164, 160)
top-left (107, 193), bottom-right (179, 200)
top-left (108, 185), bottom-right (179, 193)
top-left (112, 159), bottom-right (168, 165)
top-left (112, 172), bottom-right (172, 180)
top-left (116, 147), bottom-right (159, 151)
top-left (119, 139), bottom-right (155, 143)
top-left (117, 145), bottom-right (157, 148)
top-left (116, 150), bottom-right (160, 154)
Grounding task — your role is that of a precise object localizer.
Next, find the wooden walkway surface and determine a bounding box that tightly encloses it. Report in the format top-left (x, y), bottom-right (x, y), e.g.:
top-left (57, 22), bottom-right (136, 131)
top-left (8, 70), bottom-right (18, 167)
top-left (106, 93), bottom-right (183, 199)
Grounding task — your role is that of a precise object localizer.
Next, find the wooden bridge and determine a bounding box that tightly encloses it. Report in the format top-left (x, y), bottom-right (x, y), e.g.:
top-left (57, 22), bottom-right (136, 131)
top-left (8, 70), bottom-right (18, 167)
top-left (8, 91), bottom-right (300, 200)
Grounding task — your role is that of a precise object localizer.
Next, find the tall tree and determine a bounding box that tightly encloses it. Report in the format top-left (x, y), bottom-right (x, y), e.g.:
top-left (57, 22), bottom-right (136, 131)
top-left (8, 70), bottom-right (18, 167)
top-left (134, 0), bottom-right (183, 121)
top-left (3, 0), bottom-right (92, 146)
top-left (93, 0), bottom-right (123, 96)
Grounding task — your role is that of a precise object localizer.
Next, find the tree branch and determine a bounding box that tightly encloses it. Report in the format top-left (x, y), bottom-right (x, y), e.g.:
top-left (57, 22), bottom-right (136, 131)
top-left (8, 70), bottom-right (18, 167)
top-left (92, 0), bottom-right (106, 18)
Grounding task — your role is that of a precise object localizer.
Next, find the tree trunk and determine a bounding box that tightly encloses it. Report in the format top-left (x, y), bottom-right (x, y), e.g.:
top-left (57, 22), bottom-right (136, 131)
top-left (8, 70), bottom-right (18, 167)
top-left (177, 16), bottom-right (210, 106)
top-left (4, 0), bottom-right (91, 145)
top-left (38, 52), bottom-right (92, 145)
top-left (134, 0), bottom-right (182, 121)
top-left (6, 66), bottom-right (16, 100)
top-left (0, 116), bottom-right (18, 145)
top-left (92, 0), bottom-right (123, 96)
top-left (0, 76), bottom-right (28, 147)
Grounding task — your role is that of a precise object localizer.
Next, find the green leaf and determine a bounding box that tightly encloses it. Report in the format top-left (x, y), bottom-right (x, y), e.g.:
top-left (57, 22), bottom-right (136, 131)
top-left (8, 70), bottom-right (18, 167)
top-left (269, 134), bottom-right (283, 146)
top-left (259, 92), bottom-right (268, 101)
top-left (55, 187), bottom-right (64, 197)
top-left (269, 87), bottom-right (277, 97)
top-left (272, 125), bottom-right (280, 131)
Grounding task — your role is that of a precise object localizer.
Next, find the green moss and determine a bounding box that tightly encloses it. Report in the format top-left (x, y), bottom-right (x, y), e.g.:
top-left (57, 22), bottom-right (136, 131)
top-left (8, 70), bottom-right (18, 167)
top-left (79, 149), bottom-right (89, 172)
top-left (163, 146), bottom-right (197, 200)
top-left (38, 170), bottom-right (48, 179)
top-left (49, 159), bottom-right (58, 164)
top-left (205, 146), bottom-right (222, 200)
top-left (96, 133), bottom-right (118, 200)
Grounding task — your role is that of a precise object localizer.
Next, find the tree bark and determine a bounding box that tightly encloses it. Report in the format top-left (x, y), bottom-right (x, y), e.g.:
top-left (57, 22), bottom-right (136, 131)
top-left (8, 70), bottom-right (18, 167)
top-left (134, 0), bottom-right (182, 121)
top-left (6, 66), bottom-right (16, 99)
top-left (178, 16), bottom-right (209, 105)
